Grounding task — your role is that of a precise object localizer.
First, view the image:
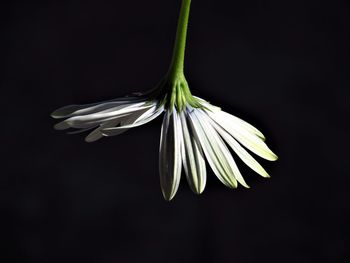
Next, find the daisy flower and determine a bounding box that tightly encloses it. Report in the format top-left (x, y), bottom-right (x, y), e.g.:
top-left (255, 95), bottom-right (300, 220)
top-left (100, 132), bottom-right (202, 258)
top-left (52, 0), bottom-right (278, 200)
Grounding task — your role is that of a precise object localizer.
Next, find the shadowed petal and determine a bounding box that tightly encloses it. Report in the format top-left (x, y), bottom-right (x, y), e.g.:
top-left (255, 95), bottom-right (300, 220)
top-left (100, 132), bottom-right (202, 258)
top-left (87, 106), bottom-right (156, 140)
top-left (55, 102), bottom-right (154, 130)
top-left (197, 110), bottom-right (249, 188)
top-left (159, 108), bottom-right (182, 201)
top-left (85, 118), bottom-right (125, 142)
top-left (54, 113), bottom-right (130, 130)
top-left (180, 110), bottom-right (206, 194)
top-left (189, 109), bottom-right (241, 188)
top-left (102, 105), bottom-right (164, 135)
top-left (51, 96), bottom-right (144, 119)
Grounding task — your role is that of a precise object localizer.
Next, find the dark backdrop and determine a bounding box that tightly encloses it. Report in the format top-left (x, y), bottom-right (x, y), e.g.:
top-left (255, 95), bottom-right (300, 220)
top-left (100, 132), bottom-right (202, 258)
top-left (3, 0), bottom-right (350, 262)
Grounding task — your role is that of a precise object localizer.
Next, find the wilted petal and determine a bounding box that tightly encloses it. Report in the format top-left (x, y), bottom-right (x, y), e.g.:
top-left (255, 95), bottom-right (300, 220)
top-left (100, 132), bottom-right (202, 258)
top-left (180, 110), bottom-right (206, 194)
top-left (159, 108), bottom-right (182, 201)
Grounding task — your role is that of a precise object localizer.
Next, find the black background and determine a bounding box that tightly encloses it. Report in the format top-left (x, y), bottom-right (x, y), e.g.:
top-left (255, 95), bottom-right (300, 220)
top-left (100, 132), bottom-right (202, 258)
top-left (3, 0), bottom-right (350, 262)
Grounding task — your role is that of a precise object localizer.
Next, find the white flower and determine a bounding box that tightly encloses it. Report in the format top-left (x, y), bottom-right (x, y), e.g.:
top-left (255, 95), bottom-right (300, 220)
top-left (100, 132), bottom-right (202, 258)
top-left (51, 0), bottom-right (278, 201)
top-left (52, 91), bottom-right (277, 201)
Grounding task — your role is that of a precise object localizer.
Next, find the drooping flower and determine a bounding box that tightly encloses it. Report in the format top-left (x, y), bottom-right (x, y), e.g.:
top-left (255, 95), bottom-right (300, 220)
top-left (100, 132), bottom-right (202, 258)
top-left (52, 0), bottom-right (278, 201)
top-left (52, 86), bottom-right (277, 200)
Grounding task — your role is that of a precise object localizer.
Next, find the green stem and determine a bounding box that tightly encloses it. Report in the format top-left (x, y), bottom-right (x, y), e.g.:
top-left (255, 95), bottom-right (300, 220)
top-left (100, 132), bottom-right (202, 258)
top-left (168, 0), bottom-right (191, 79)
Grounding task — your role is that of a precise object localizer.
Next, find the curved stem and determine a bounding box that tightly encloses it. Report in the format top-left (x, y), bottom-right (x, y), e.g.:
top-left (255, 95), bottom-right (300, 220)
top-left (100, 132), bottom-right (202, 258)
top-left (168, 0), bottom-right (191, 79)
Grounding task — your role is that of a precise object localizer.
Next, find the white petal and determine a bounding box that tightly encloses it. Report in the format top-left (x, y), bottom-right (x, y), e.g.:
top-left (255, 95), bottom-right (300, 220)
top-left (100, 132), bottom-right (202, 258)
top-left (195, 97), bottom-right (265, 140)
top-left (51, 96), bottom-right (144, 119)
top-left (189, 110), bottom-right (241, 188)
top-left (159, 108), bottom-right (182, 201)
top-left (218, 111), bottom-right (265, 140)
top-left (55, 113), bottom-right (131, 130)
top-left (100, 106), bottom-right (161, 137)
top-left (102, 105), bottom-right (164, 134)
top-left (59, 102), bottom-right (154, 129)
top-left (85, 129), bottom-right (105, 142)
top-left (54, 121), bottom-right (71, 130)
top-left (68, 101), bottom-right (151, 122)
top-left (193, 96), bottom-right (221, 111)
top-left (206, 110), bottom-right (278, 161)
top-left (197, 110), bottom-right (249, 188)
top-left (180, 111), bottom-right (206, 194)
top-left (209, 118), bottom-right (270, 178)
top-left (85, 118), bottom-right (124, 142)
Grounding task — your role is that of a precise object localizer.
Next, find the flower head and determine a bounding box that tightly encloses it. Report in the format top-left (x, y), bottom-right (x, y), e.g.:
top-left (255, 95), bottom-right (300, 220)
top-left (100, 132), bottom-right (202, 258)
top-left (52, 76), bottom-right (277, 200)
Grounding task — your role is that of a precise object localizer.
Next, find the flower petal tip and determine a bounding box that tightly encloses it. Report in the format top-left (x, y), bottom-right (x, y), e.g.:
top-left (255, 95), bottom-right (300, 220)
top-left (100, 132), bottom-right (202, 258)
top-left (191, 186), bottom-right (205, 195)
top-left (162, 192), bottom-right (176, 202)
top-left (50, 113), bottom-right (59, 119)
top-left (262, 149), bottom-right (278, 161)
top-left (84, 136), bottom-right (96, 143)
top-left (227, 182), bottom-right (238, 189)
top-left (238, 181), bottom-right (250, 189)
top-left (100, 128), bottom-right (113, 136)
top-left (270, 153), bottom-right (279, 161)
top-left (50, 110), bottom-right (62, 119)
top-left (50, 105), bottom-right (77, 119)
top-left (54, 121), bottom-right (70, 130)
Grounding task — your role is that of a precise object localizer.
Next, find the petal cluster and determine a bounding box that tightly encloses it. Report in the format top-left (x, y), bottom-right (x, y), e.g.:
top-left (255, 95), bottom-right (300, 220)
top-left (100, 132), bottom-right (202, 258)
top-left (158, 99), bottom-right (277, 200)
top-left (52, 96), bottom-right (164, 142)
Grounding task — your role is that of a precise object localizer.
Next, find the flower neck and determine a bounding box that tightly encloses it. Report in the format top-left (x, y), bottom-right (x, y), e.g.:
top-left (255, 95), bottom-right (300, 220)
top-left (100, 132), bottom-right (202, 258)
top-left (167, 0), bottom-right (191, 79)
top-left (157, 0), bottom-right (201, 112)
top-left (157, 75), bottom-right (202, 112)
